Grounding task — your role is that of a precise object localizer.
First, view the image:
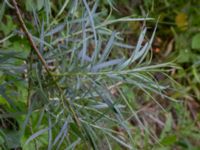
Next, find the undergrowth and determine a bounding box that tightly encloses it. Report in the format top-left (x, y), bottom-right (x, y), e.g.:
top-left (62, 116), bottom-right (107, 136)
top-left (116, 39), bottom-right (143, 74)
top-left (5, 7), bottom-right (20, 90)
top-left (0, 0), bottom-right (177, 149)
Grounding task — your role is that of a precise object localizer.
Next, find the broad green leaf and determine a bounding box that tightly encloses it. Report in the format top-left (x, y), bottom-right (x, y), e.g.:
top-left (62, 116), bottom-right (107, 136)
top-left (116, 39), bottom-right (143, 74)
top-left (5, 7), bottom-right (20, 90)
top-left (25, 0), bottom-right (44, 11)
top-left (4, 131), bottom-right (21, 149)
top-left (177, 49), bottom-right (190, 63)
top-left (37, 0), bottom-right (45, 11)
top-left (192, 33), bottom-right (200, 50)
top-left (0, 15), bottom-right (16, 35)
top-left (160, 135), bottom-right (177, 146)
top-left (192, 66), bottom-right (200, 83)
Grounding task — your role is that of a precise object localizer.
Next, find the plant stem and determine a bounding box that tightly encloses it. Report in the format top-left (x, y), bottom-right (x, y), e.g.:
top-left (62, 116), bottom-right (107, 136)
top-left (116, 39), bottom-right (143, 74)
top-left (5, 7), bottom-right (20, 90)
top-left (12, 0), bottom-right (81, 127)
top-left (12, 0), bottom-right (50, 73)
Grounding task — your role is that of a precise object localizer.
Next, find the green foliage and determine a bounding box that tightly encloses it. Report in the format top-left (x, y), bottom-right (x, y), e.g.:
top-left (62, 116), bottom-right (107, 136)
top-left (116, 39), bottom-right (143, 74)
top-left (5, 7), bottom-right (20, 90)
top-left (25, 0), bottom-right (45, 11)
top-left (107, 0), bottom-right (200, 149)
top-left (0, 15), bottom-right (16, 36)
top-left (2, 0), bottom-right (199, 149)
top-left (192, 33), bottom-right (200, 50)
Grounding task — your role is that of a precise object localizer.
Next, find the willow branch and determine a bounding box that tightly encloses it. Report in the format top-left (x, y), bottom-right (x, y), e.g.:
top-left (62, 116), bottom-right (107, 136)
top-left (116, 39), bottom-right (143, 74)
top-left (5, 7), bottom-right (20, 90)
top-left (12, 0), bottom-right (50, 73)
top-left (12, 0), bottom-right (81, 127)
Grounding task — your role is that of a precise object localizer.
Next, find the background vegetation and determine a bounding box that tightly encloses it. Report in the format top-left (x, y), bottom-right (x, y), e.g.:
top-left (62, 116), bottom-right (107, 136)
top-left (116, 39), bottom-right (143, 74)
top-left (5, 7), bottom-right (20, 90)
top-left (0, 0), bottom-right (200, 149)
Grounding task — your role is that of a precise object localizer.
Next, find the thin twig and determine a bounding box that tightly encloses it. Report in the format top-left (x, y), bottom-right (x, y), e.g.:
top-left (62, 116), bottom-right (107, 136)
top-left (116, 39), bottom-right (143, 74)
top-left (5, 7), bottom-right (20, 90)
top-left (12, 0), bottom-right (50, 73)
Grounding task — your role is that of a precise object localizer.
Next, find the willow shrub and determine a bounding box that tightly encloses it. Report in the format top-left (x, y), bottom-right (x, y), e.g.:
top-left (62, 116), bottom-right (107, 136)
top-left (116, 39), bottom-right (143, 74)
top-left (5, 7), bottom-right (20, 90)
top-left (0, 0), bottom-right (175, 149)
